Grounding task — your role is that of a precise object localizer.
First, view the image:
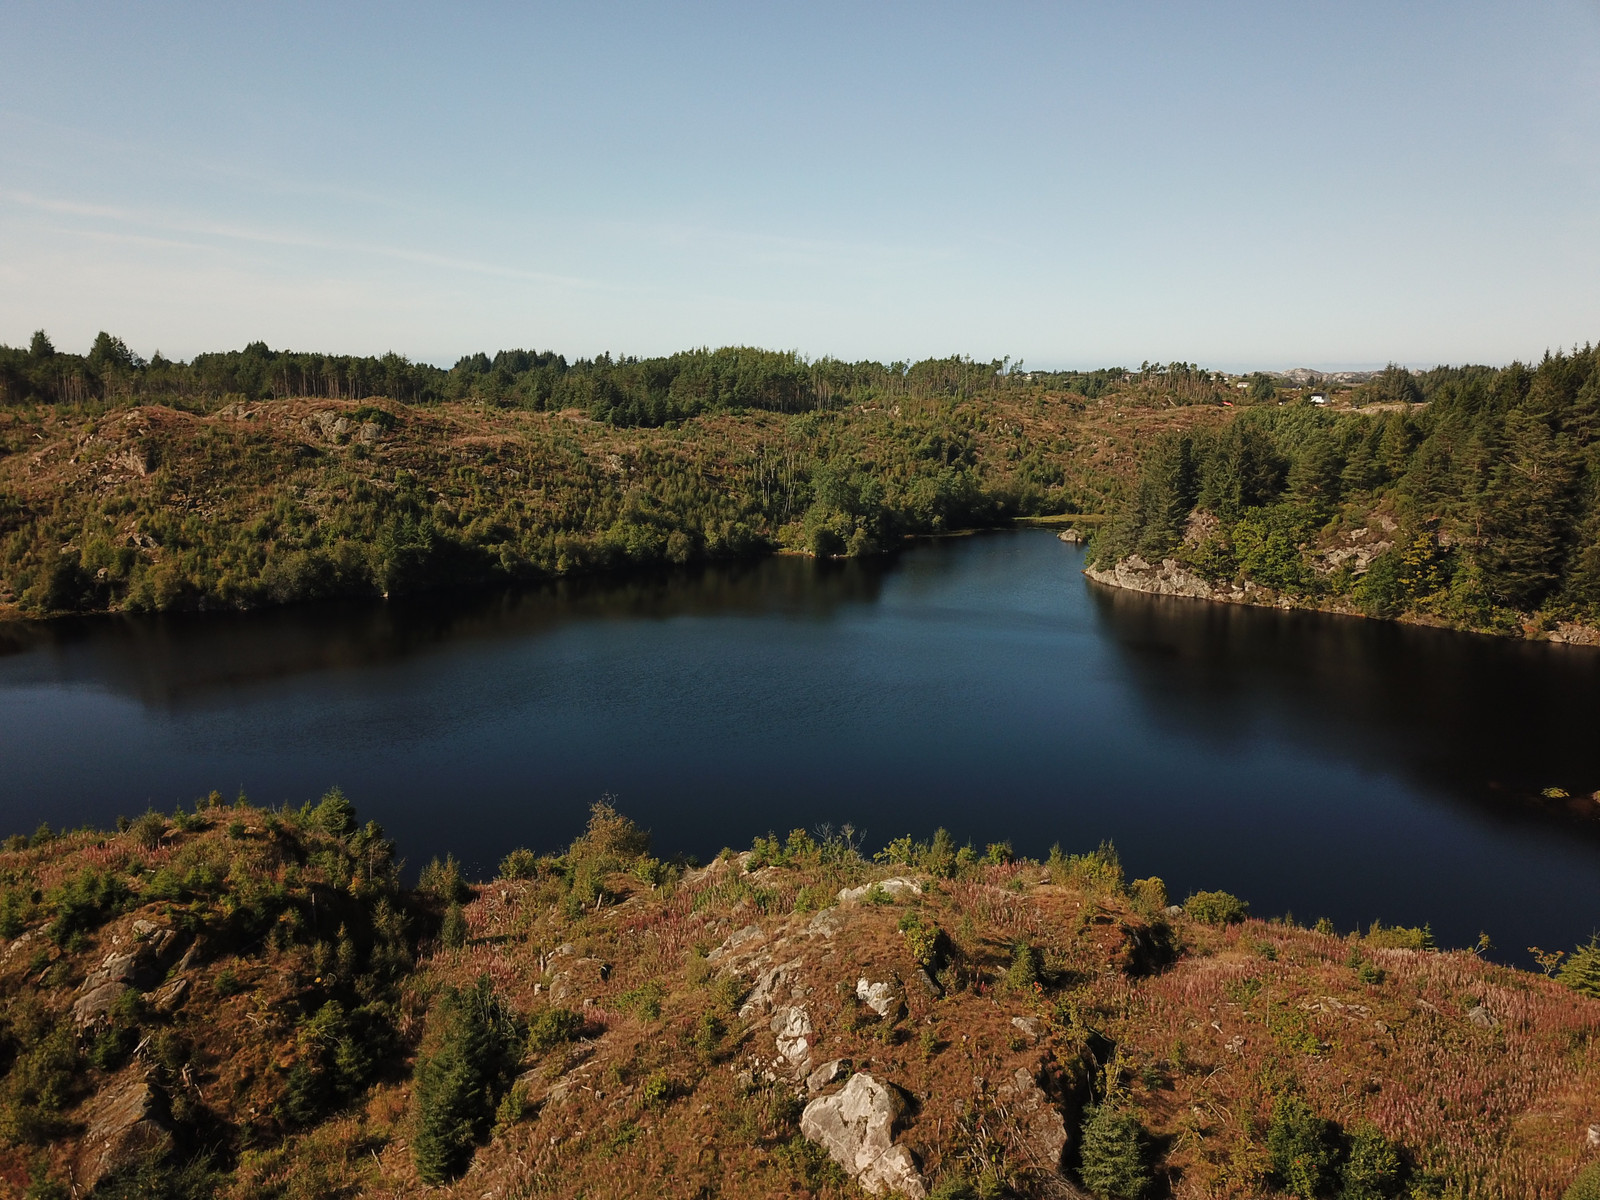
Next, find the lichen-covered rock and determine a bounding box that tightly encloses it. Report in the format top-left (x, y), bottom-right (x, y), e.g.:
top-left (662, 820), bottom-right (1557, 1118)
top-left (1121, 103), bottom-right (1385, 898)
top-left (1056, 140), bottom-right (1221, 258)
top-left (800, 1072), bottom-right (926, 1197)
top-left (771, 1004), bottom-right (813, 1068)
top-left (740, 959), bottom-right (805, 1019)
top-left (73, 1072), bottom-right (171, 1190)
top-left (856, 977), bottom-right (904, 1020)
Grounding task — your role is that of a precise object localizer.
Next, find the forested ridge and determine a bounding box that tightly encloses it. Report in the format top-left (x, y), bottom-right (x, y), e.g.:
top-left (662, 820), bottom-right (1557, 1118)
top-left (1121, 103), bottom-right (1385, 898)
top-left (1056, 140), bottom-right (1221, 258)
top-left (0, 333), bottom-right (1219, 619)
top-left (1094, 350), bottom-right (1600, 636)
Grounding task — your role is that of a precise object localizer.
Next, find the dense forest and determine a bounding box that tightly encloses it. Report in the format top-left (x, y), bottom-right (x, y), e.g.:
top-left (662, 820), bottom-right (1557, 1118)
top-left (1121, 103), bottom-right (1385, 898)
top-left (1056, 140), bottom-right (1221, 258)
top-left (1094, 352), bottom-right (1600, 634)
top-left (0, 333), bottom-right (1224, 618)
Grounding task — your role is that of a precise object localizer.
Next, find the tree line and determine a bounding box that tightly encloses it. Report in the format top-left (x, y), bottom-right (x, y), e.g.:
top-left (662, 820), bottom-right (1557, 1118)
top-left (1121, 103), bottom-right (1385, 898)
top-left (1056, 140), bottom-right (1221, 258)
top-left (0, 333), bottom-right (1143, 426)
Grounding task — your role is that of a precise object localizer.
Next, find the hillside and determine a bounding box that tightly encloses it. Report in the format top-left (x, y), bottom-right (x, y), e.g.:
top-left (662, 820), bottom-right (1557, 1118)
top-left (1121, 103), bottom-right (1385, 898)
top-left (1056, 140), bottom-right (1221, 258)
top-left (1090, 354), bottom-right (1600, 643)
top-left (0, 352), bottom-right (1233, 620)
top-left (2, 796), bottom-right (1598, 1198)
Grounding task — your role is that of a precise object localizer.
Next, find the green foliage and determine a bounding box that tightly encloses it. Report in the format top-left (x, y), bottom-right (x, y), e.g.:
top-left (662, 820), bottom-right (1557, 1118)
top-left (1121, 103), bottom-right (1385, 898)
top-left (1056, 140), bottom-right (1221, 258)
top-left (498, 847), bottom-right (539, 879)
top-left (417, 855), bottom-right (467, 904)
top-left (1078, 1104), bottom-right (1152, 1199)
top-left (1566, 1162), bottom-right (1600, 1200)
top-left (641, 1069), bottom-right (675, 1108)
top-left (1556, 936), bottom-right (1600, 999)
top-left (1363, 921), bottom-right (1435, 951)
top-left (1267, 1096), bottom-right (1342, 1198)
top-left (1048, 840), bottom-right (1125, 894)
top-left (1102, 349), bottom-right (1600, 630)
top-left (525, 1005), bottom-right (582, 1055)
top-left (439, 901), bottom-right (468, 949)
top-left (898, 911), bottom-right (948, 970)
top-left (1184, 890), bottom-right (1249, 926)
top-left (1004, 942), bottom-right (1042, 992)
top-left (618, 981), bottom-right (665, 1021)
top-left (410, 976), bottom-right (523, 1184)
top-left (280, 1000), bottom-right (393, 1127)
top-left (1342, 1124), bottom-right (1406, 1200)
top-left (45, 869), bottom-right (131, 946)
top-left (0, 1004), bottom-right (81, 1145)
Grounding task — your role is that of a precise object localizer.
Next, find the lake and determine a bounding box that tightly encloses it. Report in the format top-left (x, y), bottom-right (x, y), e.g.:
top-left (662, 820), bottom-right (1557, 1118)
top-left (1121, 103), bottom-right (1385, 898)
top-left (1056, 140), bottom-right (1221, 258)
top-left (2, 530), bottom-right (1598, 961)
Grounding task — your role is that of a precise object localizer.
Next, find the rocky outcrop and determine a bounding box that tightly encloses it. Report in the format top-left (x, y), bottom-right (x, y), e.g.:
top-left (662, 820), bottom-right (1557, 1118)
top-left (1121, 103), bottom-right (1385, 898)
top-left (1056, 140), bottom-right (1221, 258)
top-left (72, 920), bottom-right (186, 1029)
top-left (1084, 555), bottom-right (1258, 604)
top-left (73, 1072), bottom-right (171, 1190)
top-left (771, 1004), bottom-right (814, 1070)
top-left (996, 1066), bottom-right (1068, 1173)
top-left (838, 878), bottom-right (922, 905)
top-left (801, 1072), bottom-right (926, 1197)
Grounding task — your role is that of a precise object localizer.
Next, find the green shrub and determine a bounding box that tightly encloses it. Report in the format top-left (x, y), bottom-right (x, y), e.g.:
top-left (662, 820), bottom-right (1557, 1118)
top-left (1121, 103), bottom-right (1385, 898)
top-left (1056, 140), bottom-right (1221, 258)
top-left (1078, 1104), bottom-right (1151, 1199)
top-left (499, 847), bottom-right (539, 879)
top-left (418, 855), bottom-right (467, 904)
top-left (525, 1005), bottom-right (582, 1055)
top-left (1557, 937), bottom-right (1600, 999)
top-left (1266, 1095), bottom-right (1342, 1198)
top-left (1342, 1124), bottom-right (1406, 1199)
top-left (45, 869), bottom-right (131, 946)
top-left (1050, 840), bottom-right (1125, 894)
top-left (279, 1000), bottom-right (392, 1127)
top-left (641, 1070), bottom-right (675, 1108)
top-left (128, 809), bottom-right (165, 850)
top-left (1005, 941), bottom-right (1042, 992)
top-left (411, 977), bottom-right (523, 1184)
top-left (899, 912), bottom-right (948, 971)
top-left (1131, 876), bottom-right (1168, 911)
top-left (1184, 890), bottom-right (1248, 926)
top-left (1363, 921), bottom-right (1434, 951)
top-left (1566, 1162), bottom-right (1600, 1200)
top-left (440, 902), bottom-right (468, 949)
top-left (618, 981), bottom-right (664, 1021)
top-left (305, 787), bottom-right (356, 837)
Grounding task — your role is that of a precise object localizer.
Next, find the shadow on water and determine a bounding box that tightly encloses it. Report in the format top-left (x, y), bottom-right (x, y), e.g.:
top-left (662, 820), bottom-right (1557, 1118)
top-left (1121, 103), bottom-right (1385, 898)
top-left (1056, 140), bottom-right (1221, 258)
top-left (0, 555), bottom-right (892, 709)
top-left (1087, 582), bottom-right (1600, 836)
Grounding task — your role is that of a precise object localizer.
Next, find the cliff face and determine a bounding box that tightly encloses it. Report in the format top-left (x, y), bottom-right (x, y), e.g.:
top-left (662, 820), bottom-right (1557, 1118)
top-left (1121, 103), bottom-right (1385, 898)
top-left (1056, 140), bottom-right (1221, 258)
top-left (1, 802), bottom-right (1598, 1199)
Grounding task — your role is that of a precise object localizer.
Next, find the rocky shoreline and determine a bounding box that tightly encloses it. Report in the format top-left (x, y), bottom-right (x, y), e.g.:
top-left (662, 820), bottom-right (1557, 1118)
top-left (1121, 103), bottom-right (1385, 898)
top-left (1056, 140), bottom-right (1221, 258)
top-left (1084, 554), bottom-right (1600, 646)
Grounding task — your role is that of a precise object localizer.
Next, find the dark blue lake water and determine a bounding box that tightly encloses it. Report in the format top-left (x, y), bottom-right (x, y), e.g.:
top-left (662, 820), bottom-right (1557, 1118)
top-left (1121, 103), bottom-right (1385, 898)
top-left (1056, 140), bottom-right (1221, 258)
top-left (2, 530), bottom-right (1598, 961)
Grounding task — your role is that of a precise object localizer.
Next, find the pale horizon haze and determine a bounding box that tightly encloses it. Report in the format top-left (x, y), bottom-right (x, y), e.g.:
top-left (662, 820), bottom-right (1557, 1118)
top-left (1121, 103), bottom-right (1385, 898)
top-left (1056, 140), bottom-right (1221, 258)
top-left (2, 2), bottom-right (1598, 372)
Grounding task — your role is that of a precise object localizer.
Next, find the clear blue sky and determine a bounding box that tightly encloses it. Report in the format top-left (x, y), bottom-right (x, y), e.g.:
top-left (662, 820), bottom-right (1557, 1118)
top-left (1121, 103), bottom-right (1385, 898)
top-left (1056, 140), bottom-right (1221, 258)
top-left (2, 2), bottom-right (1597, 370)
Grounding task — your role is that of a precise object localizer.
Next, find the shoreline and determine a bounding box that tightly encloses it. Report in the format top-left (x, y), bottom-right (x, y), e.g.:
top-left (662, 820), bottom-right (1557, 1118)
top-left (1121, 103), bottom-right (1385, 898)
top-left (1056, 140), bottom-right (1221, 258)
top-left (1083, 554), bottom-right (1600, 648)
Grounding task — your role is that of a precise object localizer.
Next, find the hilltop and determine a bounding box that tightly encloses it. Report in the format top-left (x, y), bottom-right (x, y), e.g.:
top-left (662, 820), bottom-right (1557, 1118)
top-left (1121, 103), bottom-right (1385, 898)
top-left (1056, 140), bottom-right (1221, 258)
top-left (1, 795), bottom-right (1598, 1198)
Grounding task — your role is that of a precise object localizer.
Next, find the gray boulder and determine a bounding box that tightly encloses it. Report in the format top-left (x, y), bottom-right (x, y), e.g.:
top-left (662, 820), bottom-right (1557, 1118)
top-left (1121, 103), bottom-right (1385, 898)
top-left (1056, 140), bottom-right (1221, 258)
top-left (801, 1072), bottom-right (926, 1197)
top-left (73, 1072), bottom-right (171, 1191)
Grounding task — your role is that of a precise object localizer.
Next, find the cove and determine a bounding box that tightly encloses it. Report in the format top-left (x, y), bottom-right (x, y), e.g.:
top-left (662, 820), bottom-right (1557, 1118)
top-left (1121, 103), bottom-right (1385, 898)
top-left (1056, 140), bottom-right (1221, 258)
top-left (2, 530), bottom-right (1598, 961)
